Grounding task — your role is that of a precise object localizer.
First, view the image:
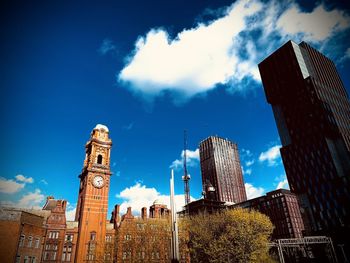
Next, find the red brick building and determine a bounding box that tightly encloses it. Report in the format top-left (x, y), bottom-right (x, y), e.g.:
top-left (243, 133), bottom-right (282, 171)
top-left (112, 203), bottom-right (189, 263)
top-left (0, 208), bottom-right (47, 263)
top-left (231, 189), bottom-right (305, 239)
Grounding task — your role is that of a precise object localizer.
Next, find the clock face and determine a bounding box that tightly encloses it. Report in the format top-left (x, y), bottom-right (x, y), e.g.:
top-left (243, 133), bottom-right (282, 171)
top-left (93, 175), bottom-right (104, 188)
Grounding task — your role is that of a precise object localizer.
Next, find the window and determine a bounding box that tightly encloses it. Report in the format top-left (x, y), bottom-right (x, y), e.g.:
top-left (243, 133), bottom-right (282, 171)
top-left (62, 246), bottom-right (72, 261)
top-left (65, 234), bottom-right (73, 242)
top-left (16, 256), bottom-right (20, 263)
top-left (97, 154), bottom-right (103, 164)
top-left (23, 256), bottom-right (29, 263)
top-left (31, 257), bottom-right (36, 263)
top-left (105, 235), bottom-right (112, 242)
top-left (90, 232), bottom-right (96, 241)
top-left (19, 235), bottom-right (25, 247)
top-left (49, 231), bottom-right (59, 239)
top-left (104, 253), bottom-right (111, 260)
top-left (45, 244), bottom-right (50, 250)
top-left (62, 247), bottom-right (66, 261)
top-left (53, 244), bottom-right (58, 251)
top-left (52, 252), bottom-right (57, 260)
top-left (44, 252), bottom-right (49, 260)
top-left (35, 238), bottom-right (40, 248)
top-left (27, 236), bottom-right (33, 247)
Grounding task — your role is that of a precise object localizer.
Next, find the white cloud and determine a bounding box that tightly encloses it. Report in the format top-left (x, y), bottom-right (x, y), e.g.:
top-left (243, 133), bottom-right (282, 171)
top-left (17, 189), bottom-right (45, 209)
top-left (122, 122), bottom-right (134, 130)
top-left (245, 160), bottom-right (255, 167)
top-left (118, 0), bottom-right (350, 102)
top-left (0, 177), bottom-right (25, 194)
top-left (241, 149), bottom-right (253, 158)
top-left (66, 207), bottom-right (76, 221)
top-left (275, 174), bottom-right (290, 190)
top-left (116, 182), bottom-right (194, 215)
top-left (245, 168), bottom-right (252, 175)
top-left (242, 166), bottom-right (252, 176)
top-left (259, 145), bottom-right (281, 166)
top-left (276, 179), bottom-right (289, 190)
top-left (98, 38), bottom-right (116, 55)
top-left (277, 4), bottom-right (350, 42)
top-left (245, 183), bottom-right (264, 199)
top-left (118, 0), bottom-right (263, 100)
top-left (15, 174), bottom-right (34, 184)
top-left (170, 149), bottom-right (200, 170)
top-left (1, 189), bottom-right (46, 209)
top-left (40, 179), bottom-right (48, 185)
top-left (339, 47), bottom-right (350, 63)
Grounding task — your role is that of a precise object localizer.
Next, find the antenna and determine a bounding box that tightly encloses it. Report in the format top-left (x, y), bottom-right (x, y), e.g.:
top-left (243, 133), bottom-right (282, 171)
top-left (182, 130), bottom-right (191, 205)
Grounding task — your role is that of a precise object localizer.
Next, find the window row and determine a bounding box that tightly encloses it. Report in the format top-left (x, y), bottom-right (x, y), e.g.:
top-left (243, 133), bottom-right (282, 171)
top-left (19, 235), bottom-right (40, 248)
top-left (48, 231), bottom-right (59, 239)
top-left (16, 255), bottom-right (37, 263)
top-left (43, 246), bottom-right (73, 262)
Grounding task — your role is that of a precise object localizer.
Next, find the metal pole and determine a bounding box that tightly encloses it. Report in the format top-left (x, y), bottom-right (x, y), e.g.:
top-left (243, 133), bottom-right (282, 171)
top-left (338, 244), bottom-right (348, 263)
top-left (278, 240), bottom-right (285, 263)
top-left (328, 238), bottom-right (338, 263)
top-left (170, 169), bottom-right (180, 262)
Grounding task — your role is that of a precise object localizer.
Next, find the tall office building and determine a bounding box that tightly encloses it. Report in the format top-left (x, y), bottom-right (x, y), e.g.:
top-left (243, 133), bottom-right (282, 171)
top-left (199, 136), bottom-right (247, 204)
top-left (259, 41), bottom-right (350, 239)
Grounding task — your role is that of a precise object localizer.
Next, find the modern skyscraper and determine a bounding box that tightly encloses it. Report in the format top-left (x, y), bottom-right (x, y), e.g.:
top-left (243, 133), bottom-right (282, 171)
top-left (259, 41), bottom-right (350, 239)
top-left (199, 136), bottom-right (247, 204)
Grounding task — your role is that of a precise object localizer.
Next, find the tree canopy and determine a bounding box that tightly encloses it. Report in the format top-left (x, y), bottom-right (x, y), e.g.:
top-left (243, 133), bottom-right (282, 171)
top-left (183, 208), bottom-right (275, 263)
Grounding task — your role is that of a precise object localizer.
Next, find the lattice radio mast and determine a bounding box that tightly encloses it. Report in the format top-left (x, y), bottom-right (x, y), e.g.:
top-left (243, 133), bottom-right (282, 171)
top-left (182, 130), bottom-right (191, 205)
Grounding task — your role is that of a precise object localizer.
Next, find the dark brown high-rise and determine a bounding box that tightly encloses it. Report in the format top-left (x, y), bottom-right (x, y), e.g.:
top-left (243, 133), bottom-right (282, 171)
top-left (199, 136), bottom-right (247, 203)
top-left (259, 40), bottom-right (350, 251)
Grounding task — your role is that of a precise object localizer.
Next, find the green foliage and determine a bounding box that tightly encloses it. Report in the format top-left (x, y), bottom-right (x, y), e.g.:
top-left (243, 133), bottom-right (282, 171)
top-left (183, 208), bottom-right (275, 263)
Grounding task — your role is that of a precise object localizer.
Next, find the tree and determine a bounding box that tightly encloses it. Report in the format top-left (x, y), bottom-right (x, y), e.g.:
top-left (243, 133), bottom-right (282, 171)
top-left (183, 208), bottom-right (276, 263)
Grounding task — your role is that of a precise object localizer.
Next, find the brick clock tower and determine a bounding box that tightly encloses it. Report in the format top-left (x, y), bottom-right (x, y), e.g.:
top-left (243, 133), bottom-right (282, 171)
top-left (75, 124), bottom-right (112, 262)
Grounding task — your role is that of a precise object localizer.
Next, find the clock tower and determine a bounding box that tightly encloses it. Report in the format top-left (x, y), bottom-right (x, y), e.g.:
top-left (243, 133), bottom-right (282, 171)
top-left (75, 124), bottom-right (112, 262)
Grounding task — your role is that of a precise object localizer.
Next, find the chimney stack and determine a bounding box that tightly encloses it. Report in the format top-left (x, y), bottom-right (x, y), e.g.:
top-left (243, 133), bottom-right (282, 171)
top-left (141, 207), bottom-right (147, 220)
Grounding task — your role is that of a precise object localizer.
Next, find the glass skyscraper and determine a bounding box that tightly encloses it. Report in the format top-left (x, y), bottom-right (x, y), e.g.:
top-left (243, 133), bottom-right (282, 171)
top-left (259, 41), bottom-right (350, 250)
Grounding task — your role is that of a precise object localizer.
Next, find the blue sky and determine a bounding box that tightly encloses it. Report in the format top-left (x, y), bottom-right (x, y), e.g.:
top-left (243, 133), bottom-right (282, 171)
top-left (1, 0), bottom-right (350, 219)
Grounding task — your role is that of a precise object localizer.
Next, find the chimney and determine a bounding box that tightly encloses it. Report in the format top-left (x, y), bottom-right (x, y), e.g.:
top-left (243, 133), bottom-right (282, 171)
top-left (141, 207), bottom-right (147, 220)
top-left (62, 200), bottom-right (67, 211)
top-left (122, 207), bottom-right (134, 220)
top-left (115, 204), bottom-right (120, 222)
top-left (127, 207), bottom-right (132, 216)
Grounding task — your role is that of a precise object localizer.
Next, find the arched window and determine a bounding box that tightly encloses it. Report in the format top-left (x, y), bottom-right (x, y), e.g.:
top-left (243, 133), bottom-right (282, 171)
top-left (97, 155), bottom-right (103, 164)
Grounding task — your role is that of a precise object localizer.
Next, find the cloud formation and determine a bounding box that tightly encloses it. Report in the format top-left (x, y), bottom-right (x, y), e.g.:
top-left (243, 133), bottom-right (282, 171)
top-left (0, 177), bottom-right (25, 194)
top-left (245, 182), bottom-right (264, 199)
top-left (0, 189), bottom-right (45, 209)
top-left (118, 0), bottom-right (350, 102)
top-left (275, 174), bottom-right (290, 190)
top-left (17, 189), bottom-right (45, 209)
top-left (15, 174), bottom-right (34, 184)
top-left (259, 145), bottom-right (281, 166)
top-left (66, 208), bottom-right (76, 221)
top-left (170, 149), bottom-right (200, 170)
top-left (98, 38), bottom-right (116, 55)
top-left (276, 179), bottom-right (289, 190)
top-left (116, 182), bottom-right (194, 215)
top-left (242, 167), bottom-right (252, 176)
top-left (277, 4), bottom-right (350, 42)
